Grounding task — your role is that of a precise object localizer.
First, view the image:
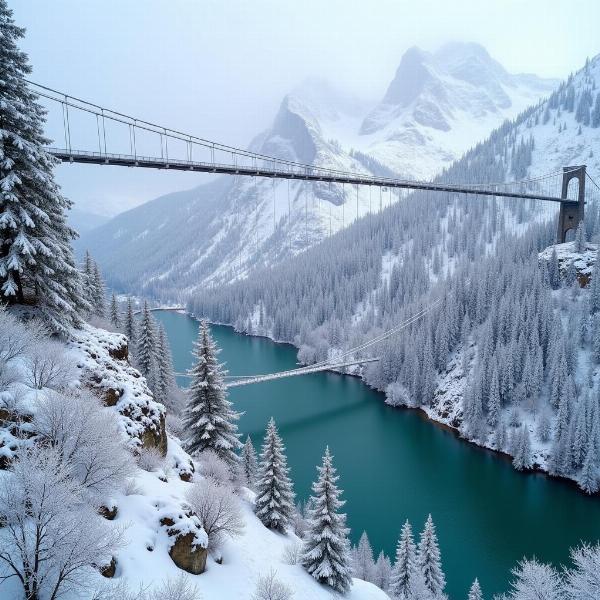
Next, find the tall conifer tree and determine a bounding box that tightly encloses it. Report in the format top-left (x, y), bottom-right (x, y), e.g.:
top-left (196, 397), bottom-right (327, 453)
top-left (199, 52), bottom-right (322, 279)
top-left (183, 319), bottom-right (240, 466)
top-left (0, 1), bottom-right (86, 331)
top-left (255, 417), bottom-right (294, 531)
top-left (417, 515), bottom-right (446, 598)
top-left (389, 520), bottom-right (417, 599)
top-left (301, 447), bottom-right (352, 594)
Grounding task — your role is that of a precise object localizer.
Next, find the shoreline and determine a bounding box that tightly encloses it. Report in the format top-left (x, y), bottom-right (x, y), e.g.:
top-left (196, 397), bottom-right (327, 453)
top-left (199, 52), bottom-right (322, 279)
top-left (168, 309), bottom-right (597, 498)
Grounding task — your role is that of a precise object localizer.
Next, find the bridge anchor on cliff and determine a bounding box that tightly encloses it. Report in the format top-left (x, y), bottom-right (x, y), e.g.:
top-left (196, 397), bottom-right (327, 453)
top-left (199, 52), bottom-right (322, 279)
top-left (557, 165), bottom-right (586, 243)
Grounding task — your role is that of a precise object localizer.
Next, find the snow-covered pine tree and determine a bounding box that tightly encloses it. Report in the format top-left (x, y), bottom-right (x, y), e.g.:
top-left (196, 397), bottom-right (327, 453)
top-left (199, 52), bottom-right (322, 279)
top-left (255, 417), bottom-right (295, 531)
top-left (109, 293), bottom-right (121, 328)
top-left (136, 301), bottom-right (156, 378)
top-left (301, 447), bottom-right (352, 594)
top-left (352, 531), bottom-right (375, 582)
top-left (389, 519), bottom-right (417, 599)
top-left (91, 261), bottom-right (105, 317)
top-left (578, 444), bottom-right (599, 494)
top-left (417, 514), bottom-right (446, 598)
top-left (512, 426), bottom-right (533, 471)
top-left (183, 319), bottom-right (240, 467)
top-left (241, 435), bottom-right (258, 489)
top-left (468, 578), bottom-right (483, 600)
top-left (154, 323), bottom-right (176, 404)
top-left (372, 551), bottom-right (392, 593)
top-left (0, 1), bottom-right (87, 332)
top-left (125, 297), bottom-right (137, 348)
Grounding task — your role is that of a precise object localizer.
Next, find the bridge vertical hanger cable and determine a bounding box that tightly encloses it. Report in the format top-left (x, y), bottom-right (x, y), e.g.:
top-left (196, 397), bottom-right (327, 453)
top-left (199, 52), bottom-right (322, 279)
top-left (164, 128), bottom-right (169, 164)
top-left (305, 182), bottom-right (308, 246)
top-left (63, 95), bottom-right (72, 155)
top-left (272, 178), bottom-right (276, 233)
top-left (101, 108), bottom-right (107, 156)
top-left (95, 115), bottom-right (102, 155)
top-left (133, 122), bottom-right (137, 161)
top-left (342, 183), bottom-right (345, 228)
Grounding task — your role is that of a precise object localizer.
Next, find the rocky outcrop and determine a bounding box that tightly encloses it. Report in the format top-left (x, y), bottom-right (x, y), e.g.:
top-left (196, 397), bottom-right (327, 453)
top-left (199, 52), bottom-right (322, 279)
top-left (68, 325), bottom-right (167, 455)
top-left (139, 411), bottom-right (167, 456)
top-left (108, 339), bottom-right (128, 361)
top-left (538, 242), bottom-right (597, 288)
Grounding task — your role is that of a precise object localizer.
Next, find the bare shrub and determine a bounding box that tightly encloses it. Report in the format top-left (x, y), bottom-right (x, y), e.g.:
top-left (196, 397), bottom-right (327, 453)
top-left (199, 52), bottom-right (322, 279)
top-left (199, 449), bottom-right (234, 485)
top-left (149, 573), bottom-right (200, 600)
top-left (34, 390), bottom-right (134, 499)
top-left (0, 360), bottom-right (23, 391)
top-left (24, 340), bottom-right (75, 391)
top-left (0, 308), bottom-right (45, 364)
top-left (186, 479), bottom-right (244, 552)
top-left (0, 445), bottom-right (123, 600)
top-left (165, 412), bottom-right (185, 438)
top-left (136, 447), bottom-right (164, 472)
top-left (252, 569), bottom-right (294, 600)
top-left (124, 478), bottom-right (142, 496)
top-left (90, 580), bottom-right (148, 600)
top-left (281, 540), bottom-right (302, 565)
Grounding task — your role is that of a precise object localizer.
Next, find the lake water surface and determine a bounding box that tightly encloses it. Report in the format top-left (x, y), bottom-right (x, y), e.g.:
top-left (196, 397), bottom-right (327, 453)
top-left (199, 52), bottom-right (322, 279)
top-left (155, 310), bottom-right (600, 599)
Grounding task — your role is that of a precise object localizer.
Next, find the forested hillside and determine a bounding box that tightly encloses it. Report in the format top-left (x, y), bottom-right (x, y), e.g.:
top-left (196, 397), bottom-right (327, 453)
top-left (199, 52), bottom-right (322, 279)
top-left (192, 55), bottom-right (600, 492)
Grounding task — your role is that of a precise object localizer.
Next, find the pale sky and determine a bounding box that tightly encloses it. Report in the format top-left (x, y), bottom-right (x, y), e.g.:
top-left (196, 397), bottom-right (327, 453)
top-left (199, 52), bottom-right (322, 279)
top-left (12, 0), bottom-right (600, 217)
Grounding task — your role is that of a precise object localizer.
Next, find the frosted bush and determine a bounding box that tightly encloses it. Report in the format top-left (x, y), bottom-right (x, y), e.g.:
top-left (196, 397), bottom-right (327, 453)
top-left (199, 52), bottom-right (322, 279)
top-left (0, 360), bottom-right (22, 391)
top-left (186, 479), bottom-right (244, 552)
top-left (24, 340), bottom-right (75, 391)
top-left (0, 308), bottom-right (45, 364)
top-left (149, 573), bottom-right (199, 600)
top-left (199, 449), bottom-right (234, 485)
top-left (385, 381), bottom-right (412, 407)
top-left (0, 445), bottom-right (123, 600)
top-left (252, 569), bottom-right (294, 600)
top-left (34, 390), bottom-right (134, 499)
top-left (165, 412), bottom-right (185, 438)
top-left (136, 447), bottom-right (164, 472)
top-left (281, 540), bottom-right (302, 565)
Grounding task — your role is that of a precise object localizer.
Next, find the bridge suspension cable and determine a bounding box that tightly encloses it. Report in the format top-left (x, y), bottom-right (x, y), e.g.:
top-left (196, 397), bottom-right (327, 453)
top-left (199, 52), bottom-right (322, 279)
top-left (28, 79), bottom-right (586, 205)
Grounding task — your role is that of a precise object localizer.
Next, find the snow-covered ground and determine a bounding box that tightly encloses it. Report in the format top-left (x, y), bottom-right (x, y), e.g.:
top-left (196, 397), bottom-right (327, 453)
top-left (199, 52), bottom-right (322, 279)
top-left (0, 319), bottom-right (386, 600)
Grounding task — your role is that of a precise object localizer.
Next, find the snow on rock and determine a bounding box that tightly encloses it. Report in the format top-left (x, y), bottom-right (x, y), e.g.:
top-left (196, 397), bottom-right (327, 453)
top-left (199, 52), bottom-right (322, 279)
top-left (109, 434), bottom-right (387, 599)
top-left (67, 324), bottom-right (167, 454)
top-left (539, 241), bottom-right (597, 286)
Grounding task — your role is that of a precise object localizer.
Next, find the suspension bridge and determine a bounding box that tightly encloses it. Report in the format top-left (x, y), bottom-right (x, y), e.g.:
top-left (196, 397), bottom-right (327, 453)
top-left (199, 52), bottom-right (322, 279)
top-left (30, 80), bottom-right (600, 244)
top-left (28, 81), bottom-right (600, 386)
top-left (169, 303), bottom-right (440, 387)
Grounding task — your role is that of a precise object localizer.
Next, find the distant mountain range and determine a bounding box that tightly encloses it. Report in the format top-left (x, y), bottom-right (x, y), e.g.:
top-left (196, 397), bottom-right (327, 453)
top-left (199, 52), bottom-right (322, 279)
top-left (68, 207), bottom-right (109, 234)
top-left (78, 42), bottom-right (558, 299)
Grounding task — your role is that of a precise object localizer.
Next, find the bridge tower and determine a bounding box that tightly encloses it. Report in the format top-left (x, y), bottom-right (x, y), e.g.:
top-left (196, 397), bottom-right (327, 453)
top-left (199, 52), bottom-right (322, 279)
top-left (557, 165), bottom-right (586, 243)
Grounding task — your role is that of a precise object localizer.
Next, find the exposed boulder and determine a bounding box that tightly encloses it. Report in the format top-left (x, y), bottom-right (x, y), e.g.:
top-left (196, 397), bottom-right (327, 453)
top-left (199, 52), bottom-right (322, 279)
top-left (99, 556), bottom-right (117, 578)
top-left (159, 508), bottom-right (208, 575)
top-left (99, 504), bottom-right (118, 520)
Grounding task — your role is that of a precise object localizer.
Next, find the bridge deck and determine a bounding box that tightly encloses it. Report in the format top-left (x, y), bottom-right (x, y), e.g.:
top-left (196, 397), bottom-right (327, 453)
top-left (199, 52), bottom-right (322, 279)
top-left (49, 148), bottom-right (570, 204)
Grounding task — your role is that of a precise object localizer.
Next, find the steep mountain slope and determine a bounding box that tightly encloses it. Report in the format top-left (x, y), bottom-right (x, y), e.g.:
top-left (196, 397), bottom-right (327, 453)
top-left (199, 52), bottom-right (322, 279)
top-left (78, 43), bottom-right (556, 299)
top-left (192, 55), bottom-right (600, 492)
